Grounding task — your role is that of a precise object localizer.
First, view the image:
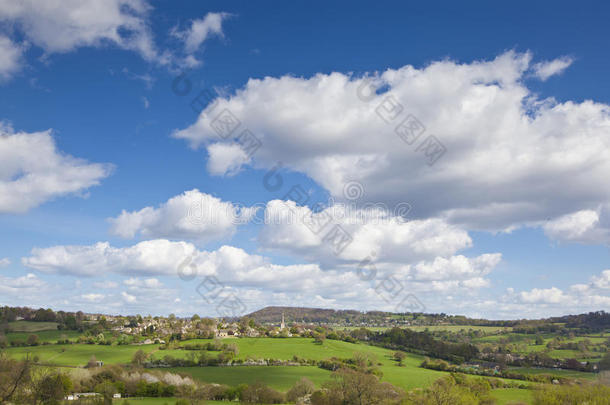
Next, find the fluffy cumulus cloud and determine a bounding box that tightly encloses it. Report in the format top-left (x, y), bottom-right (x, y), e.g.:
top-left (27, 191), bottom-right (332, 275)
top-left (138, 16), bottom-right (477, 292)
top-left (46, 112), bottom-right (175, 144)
top-left (518, 287), bottom-right (566, 304)
top-left (532, 56), bottom-right (574, 81)
top-left (543, 206), bottom-right (610, 244)
top-left (206, 143), bottom-right (251, 176)
top-left (0, 34), bottom-right (23, 80)
top-left (0, 257), bottom-right (10, 267)
top-left (22, 239), bottom-right (197, 277)
top-left (0, 0), bottom-right (157, 59)
top-left (0, 273), bottom-right (46, 296)
top-left (486, 269), bottom-right (610, 317)
top-left (0, 2), bottom-right (230, 74)
top-left (259, 199), bottom-right (473, 266)
top-left (82, 293), bottom-right (105, 302)
top-left (174, 51), bottom-right (610, 243)
top-left (20, 237), bottom-right (500, 313)
top-left (0, 125), bottom-right (112, 213)
top-left (109, 189), bottom-right (258, 242)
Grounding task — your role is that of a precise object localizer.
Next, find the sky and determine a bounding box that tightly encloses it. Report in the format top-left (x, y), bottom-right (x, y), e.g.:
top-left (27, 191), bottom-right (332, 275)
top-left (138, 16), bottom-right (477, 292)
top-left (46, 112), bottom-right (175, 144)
top-left (1, 0), bottom-right (610, 319)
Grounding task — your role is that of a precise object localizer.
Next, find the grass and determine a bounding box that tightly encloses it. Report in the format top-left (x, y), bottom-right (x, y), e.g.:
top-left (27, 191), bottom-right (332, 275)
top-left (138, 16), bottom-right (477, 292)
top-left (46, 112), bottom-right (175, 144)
top-left (169, 366), bottom-right (331, 391)
top-left (111, 399), bottom-right (180, 405)
top-left (5, 343), bottom-right (159, 366)
top-left (161, 337), bottom-right (447, 391)
top-left (7, 321), bottom-right (59, 332)
top-left (405, 325), bottom-right (512, 333)
top-left (7, 336), bottom-right (576, 398)
top-left (508, 366), bottom-right (597, 380)
top-left (5, 330), bottom-right (82, 343)
top-left (490, 388), bottom-right (533, 404)
top-left (111, 400), bottom-right (247, 405)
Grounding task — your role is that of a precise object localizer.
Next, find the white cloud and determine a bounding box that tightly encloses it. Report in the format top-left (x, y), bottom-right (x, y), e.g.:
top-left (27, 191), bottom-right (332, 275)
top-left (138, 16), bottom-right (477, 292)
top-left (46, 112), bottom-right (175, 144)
top-left (0, 257), bottom-right (9, 267)
top-left (172, 12), bottom-right (229, 54)
top-left (532, 56), bottom-right (574, 81)
top-left (0, 0), bottom-right (158, 61)
top-left (121, 291), bottom-right (137, 303)
top-left (206, 143), bottom-right (250, 176)
top-left (21, 238), bottom-right (495, 304)
top-left (408, 254), bottom-right (501, 282)
top-left (174, 51), bottom-right (610, 243)
top-left (0, 273), bottom-right (46, 295)
top-left (108, 189), bottom-right (259, 242)
top-left (259, 200), bottom-right (472, 266)
top-left (0, 2), bottom-right (230, 75)
top-left (22, 239), bottom-right (197, 277)
top-left (0, 35), bottom-right (23, 81)
top-left (124, 277), bottom-right (163, 289)
top-left (591, 270), bottom-right (610, 289)
top-left (544, 209), bottom-right (598, 241)
top-left (93, 280), bottom-right (118, 289)
top-left (506, 269), bottom-right (610, 314)
top-left (0, 126), bottom-right (113, 213)
top-left (519, 287), bottom-right (566, 304)
top-left (543, 206), bottom-right (610, 245)
top-left (82, 293), bottom-right (105, 302)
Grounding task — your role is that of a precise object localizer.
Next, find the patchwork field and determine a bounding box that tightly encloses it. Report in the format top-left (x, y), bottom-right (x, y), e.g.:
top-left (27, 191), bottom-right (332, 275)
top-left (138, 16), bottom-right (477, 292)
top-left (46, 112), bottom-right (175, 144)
top-left (161, 337), bottom-right (448, 390)
top-left (6, 343), bottom-right (159, 366)
top-left (169, 365), bottom-right (331, 391)
top-left (5, 329), bottom-right (82, 343)
top-left (508, 366), bottom-right (597, 380)
top-left (405, 325), bottom-right (512, 333)
top-left (7, 321), bottom-right (60, 332)
top-left (490, 388), bottom-right (534, 404)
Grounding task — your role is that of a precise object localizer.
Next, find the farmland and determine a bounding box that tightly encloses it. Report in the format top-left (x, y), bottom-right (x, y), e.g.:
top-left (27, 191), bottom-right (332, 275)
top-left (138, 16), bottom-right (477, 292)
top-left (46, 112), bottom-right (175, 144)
top-left (2, 307), bottom-right (609, 404)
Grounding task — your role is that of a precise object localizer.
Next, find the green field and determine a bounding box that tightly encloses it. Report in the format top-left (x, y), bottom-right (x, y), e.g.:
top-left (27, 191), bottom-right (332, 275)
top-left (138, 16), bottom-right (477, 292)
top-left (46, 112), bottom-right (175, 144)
top-left (160, 337), bottom-right (447, 391)
top-left (491, 388), bottom-right (533, 404)
top-left (5, 329), bottom-right (82, 343)
top-left (405, 325), bottom-right (512, 333)
top-left (7, 321), bottom-right (59, 332)
top-left (111, 400), bottom-right (241, 405)
top-left (8, 335), bottom-right (598, 404)
top-left (5, 343), bottom-right (159, 366)
top-left (508, 366), bottom-right (597, 380)
top-left (170, 365), bottom-right (331, 391)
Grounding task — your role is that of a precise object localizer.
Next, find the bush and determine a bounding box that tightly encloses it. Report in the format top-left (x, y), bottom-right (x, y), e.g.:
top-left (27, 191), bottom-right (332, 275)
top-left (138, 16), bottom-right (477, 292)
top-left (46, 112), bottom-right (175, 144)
top-left (533, 383), bottom-right (610, 404)
top-left (286, 377), bottom-right (315, 402)
top-left (242, 382), bottom-right (285, 404)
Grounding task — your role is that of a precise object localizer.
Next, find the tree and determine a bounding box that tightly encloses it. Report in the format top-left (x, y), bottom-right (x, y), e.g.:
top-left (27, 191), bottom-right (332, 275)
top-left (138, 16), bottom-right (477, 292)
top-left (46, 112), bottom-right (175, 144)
top-left (26, 334), bottom-right (39, 346)
top-left (393, 351), bottom-right (407, 366)
top-left (87, 355), bottom-right (99, 368)
top-left (0, 353), bottom-right (32, 403)
top-left (316, 368), bottom-right (404, 405)
top-left (314, 333), bottom-right (326, 345)
top-left (242, 382), bottom-right (284, 403)
top-left (598, 352), bottom-right (610, 371)
top-left (96, 381), bottom-right (118, 405)
top-left (286, 377), bottom-right (315, 402)
top-left (132, 349), bottom-right (148, 367)
top-left (535, 335), bottom-right (544, 345)
top-left (32, 372), bottom-right (67, 404)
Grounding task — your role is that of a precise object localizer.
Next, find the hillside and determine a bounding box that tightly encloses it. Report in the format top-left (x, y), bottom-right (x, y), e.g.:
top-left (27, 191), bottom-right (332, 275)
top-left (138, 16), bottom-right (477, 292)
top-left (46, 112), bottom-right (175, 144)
top-left (245, 306), bottom-right (387, 324)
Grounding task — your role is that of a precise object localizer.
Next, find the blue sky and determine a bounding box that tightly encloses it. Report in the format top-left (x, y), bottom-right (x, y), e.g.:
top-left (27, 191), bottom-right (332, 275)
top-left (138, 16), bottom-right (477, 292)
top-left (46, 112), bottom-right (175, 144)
top-left (1, 0), bottom-right (609, 319)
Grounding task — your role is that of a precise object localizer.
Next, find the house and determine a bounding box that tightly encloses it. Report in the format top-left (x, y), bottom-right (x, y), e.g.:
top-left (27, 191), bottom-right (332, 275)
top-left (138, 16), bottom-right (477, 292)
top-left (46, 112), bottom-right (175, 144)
top-left (217, 329), bottom-right (230, 338)
top-left (113, 393), bottom-right (122, 399)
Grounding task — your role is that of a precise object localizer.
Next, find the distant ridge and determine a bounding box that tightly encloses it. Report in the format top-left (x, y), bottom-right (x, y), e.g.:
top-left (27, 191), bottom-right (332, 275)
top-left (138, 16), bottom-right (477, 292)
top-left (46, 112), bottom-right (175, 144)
top-left (245, 306), bottom-right (390, 324)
